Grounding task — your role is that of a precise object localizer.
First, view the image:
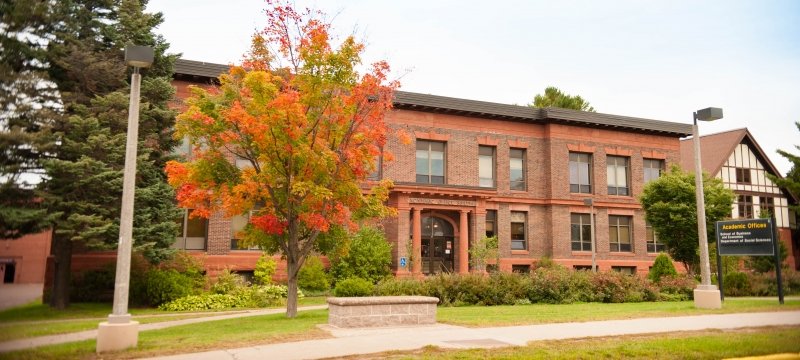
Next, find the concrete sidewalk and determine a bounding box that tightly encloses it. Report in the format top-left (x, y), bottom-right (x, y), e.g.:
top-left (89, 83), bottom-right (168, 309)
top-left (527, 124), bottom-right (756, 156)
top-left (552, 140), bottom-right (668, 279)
top-left (0, 305), bottom-right (328, 353)
top-left (145, 311), bottom-right (800, 360)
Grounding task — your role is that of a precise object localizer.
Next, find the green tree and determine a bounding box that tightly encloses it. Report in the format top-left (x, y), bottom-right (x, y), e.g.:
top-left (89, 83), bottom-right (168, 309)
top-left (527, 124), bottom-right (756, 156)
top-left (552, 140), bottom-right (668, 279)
top-left (0, 0), bottom-right (59, 238)
top-left (529, 86), bottom-right (596, 112)
top-left (469, 235), bottom-right (498, 272)
top-left (35, 0), bottom-right (181, 309)
top-left (330, 227), bottom-right (393, 285)
top-left (640, 166), bottom-right (735, 273)
top-left (768, 121), bottom-right (800, 215)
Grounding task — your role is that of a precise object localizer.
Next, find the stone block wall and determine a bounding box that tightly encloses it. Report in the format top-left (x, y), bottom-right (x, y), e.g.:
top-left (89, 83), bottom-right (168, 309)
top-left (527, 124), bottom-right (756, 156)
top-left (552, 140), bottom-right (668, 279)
top-left (327, 296), bottom-right (438, 328)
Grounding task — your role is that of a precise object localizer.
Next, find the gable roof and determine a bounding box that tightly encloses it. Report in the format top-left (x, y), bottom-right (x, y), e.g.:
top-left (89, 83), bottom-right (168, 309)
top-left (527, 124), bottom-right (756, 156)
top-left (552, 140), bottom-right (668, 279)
top-left (680, 128), bottom-right (796, 201)
top-left (172, 58), bottom-right (693, 137)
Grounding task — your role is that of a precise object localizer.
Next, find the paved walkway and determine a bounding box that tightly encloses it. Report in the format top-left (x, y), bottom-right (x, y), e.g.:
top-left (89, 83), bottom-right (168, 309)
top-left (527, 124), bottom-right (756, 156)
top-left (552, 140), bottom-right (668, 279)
top-left (0, 283), bottom-right (43, 310)
top-left (144, 311), bottom-right (800, 360)
top-left (0, 305), bottom-right (328, 353)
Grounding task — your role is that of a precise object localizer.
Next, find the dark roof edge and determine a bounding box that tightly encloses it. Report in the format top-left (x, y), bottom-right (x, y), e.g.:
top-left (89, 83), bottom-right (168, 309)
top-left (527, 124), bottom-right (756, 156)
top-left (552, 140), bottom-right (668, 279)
top-left (173, 59), bottom-right (692, 137)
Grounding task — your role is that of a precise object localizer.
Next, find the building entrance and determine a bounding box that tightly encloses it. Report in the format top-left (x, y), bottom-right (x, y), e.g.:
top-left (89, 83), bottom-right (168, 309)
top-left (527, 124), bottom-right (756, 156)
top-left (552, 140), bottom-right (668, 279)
top-left (421, 215), bottom-right (454, 274)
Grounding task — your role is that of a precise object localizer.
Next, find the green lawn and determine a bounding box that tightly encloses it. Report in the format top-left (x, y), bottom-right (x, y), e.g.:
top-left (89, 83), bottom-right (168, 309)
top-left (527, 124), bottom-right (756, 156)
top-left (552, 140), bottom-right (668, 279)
top-left (0, 297), bottom-right (328, 341)
top-left (2, 298), bottom-right (797, 359)
top-left (377, 326), bottom-right (800, 360)
top-left (437, 299), bottom-right (800, 326)
top-left (0, 309), bottom-right (329, 360)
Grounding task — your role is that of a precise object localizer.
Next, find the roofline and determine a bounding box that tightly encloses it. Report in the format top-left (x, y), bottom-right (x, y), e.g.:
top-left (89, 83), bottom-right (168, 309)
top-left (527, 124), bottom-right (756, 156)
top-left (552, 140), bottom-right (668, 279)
top-left (173, 58), bottom-right (693, 137)
top-left (680, 128), bottom-right (798, 203)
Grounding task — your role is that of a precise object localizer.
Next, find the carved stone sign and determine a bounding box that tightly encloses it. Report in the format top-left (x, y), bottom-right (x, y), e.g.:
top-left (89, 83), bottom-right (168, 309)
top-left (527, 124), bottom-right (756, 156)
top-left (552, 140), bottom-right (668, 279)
top-left (408, 198), bottom-right (476, 207)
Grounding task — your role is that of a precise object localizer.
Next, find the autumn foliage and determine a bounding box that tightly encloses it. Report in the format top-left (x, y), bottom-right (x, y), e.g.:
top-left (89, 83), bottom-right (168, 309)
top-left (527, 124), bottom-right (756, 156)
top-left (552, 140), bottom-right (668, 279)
top-left (165, 1), bottom-right (398, 317)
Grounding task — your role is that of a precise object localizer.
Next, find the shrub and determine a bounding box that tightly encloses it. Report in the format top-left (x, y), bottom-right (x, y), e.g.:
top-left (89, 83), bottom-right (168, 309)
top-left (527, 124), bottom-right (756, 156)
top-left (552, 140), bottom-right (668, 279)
top-left (142, 269), bottom-right (194, 306)
top-left (333, 277), bottom-right (373, 297)
top-left (528, 265), bottom-right (590, 304)
top-left (330, 226), bottom-right (392, 284)
top-left (722, 272), bottom-right (750, 296)
top-left (159, 294), bottom-right (247, 311)
top-left (656, 274), bottom-right (695, 301)
top-left (250, 284), bottom-right (302, 307)
top-left (254, 254), bottom-right (277, 285)
top-left (160, 251), bottom-right (206, 290)
top-left (374, 277), bottom-right (424, 296)
top-left (648, 253), bottom-right (678, 283)
top-left (298, 256), bottom-right (330, 293)
top-left (211, 269), bottom-right (250, 295)
top-left (71, 266), bottom-right (115, 302)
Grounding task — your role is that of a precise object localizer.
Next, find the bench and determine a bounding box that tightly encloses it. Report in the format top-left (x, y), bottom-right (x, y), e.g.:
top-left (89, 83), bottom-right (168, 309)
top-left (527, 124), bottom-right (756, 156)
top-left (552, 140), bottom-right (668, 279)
top-left (327, 296), bottom-right (439, 328)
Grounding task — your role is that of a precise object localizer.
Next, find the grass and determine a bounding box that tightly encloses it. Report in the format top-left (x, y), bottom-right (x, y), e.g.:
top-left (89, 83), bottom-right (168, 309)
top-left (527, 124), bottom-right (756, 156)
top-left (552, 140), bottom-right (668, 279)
top-left (0, 309), bottom-right (330, 360)
top-left (0, 297), bottom-right (328, 341)
top-left (361, 326), bottom-right (800, 359)
top-left (437, 298), bottom-right (800, 326)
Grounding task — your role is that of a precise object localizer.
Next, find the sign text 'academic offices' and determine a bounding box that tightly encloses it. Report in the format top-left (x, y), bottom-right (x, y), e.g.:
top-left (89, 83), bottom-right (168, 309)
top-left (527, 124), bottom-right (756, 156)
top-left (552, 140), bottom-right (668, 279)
top-left (716, 218), bottom-right (774, 256)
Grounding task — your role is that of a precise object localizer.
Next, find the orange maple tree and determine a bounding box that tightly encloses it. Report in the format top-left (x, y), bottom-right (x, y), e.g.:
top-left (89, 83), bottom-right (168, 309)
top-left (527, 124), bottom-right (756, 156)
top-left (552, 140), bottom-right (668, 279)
top-left (165, 1), bottom-right (398, 317)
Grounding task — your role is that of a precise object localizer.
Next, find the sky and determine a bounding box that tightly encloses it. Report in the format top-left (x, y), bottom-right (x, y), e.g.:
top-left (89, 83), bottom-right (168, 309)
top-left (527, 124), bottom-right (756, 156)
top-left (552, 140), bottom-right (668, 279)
top-left (147, 0), bottom-right (800, 175)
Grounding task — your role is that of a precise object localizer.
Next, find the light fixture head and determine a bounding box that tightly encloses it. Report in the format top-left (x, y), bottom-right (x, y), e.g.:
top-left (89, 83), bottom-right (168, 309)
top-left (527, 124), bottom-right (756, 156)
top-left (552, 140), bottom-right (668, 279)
top-left (124, 45), bottom-right (154, 68)
top-left (694, 107), bottom-right (723, 122)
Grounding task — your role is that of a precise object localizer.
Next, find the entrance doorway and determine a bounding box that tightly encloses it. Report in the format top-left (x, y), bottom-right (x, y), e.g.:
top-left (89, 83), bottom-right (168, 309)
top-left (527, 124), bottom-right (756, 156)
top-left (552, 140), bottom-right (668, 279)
top-left (421, 215), bottom-right (454, 275)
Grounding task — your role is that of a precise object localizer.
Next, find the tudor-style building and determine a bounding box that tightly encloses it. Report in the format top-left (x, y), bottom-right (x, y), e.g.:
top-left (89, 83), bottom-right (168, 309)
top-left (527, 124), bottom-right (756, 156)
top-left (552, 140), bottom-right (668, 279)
top-left (170, 59), bottom-right (695, 276)
top-left (680, 128), bottom-right (799, 270)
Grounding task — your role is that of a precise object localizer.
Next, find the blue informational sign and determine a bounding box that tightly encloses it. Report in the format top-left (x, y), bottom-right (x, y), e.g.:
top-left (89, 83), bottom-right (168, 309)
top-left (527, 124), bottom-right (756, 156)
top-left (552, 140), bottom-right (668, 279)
top-left (400, 257), bottom-right (407, 268)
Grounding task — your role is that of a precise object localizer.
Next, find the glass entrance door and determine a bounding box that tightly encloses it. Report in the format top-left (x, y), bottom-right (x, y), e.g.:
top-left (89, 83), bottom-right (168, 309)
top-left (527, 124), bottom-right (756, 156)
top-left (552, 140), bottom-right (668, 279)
top-left (421, 215), bottom-right (454, 275)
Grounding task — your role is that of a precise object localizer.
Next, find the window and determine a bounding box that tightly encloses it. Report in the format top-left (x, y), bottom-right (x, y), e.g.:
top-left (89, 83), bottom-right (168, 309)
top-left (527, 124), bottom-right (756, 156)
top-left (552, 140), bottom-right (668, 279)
top-left (569, 152), bottom-right (592, 193)
top-left (570, 213), bottom-right (592, 251)
top-left (574, 265), bottom-right (593, 271)
top-left (612, 266), bottom-right (637, 275)
top-left (738, 195), bottom-right (754, 218)
top-left (510, 148), bottom-right (526, 190)
top-left (759, 196), bottom-right (774, 217)
top-left (646, 222), bottom-right (665, 253)
top-left (234, 154), bottom-right (252, 169)
top-left (485, 210), bottom-right (497, 238)
top-left (416, 140), bottom-right (445, 184)
top-left (735, 167), bottom-right (751, 184)
top-left (510, 211), bottom-right (527, 250)
top-left (607, 156), bottom-right (629, 196)
top-left (609, 215), bottom-right (632, 252)
top-left (643, 159), bottom-right (664, 183)
top-left (174, 209), bottom-right (208, 250)
top-left (512, 264), bottom-right (531, 273)
top-left (478, 146), bottom-right (495, 187)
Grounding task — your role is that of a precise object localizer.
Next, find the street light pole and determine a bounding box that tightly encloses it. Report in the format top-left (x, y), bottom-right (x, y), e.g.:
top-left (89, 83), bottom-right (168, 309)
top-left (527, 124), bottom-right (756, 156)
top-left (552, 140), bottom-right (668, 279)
top-left (584, 198), bottom-right (596, 272)
top-left (97, 45), bottom-right (154, 353)
top-left (692, 107), bottom-right (723, 309)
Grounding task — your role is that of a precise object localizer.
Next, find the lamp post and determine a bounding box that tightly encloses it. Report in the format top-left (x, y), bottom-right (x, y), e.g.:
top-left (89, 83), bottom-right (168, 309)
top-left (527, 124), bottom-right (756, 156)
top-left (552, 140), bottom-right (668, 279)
top-left (692, 107), bottom-right (723, 309)
top-left (97, 45), bottom-right (154, 353)
top-left (583, 198), bottom-right (596, 272)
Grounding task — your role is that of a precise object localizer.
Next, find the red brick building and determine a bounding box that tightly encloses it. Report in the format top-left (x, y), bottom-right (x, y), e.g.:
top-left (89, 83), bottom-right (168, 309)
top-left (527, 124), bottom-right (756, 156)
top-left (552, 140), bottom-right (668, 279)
top-left (0, 231), bottom-right (51, 284)
top-left (170, 60), bottom-right (698, 276)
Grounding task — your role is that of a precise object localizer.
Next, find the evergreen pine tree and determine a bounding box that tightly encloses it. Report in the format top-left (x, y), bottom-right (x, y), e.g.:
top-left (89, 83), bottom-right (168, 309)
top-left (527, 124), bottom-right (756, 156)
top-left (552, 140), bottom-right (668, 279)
top-left (38, 0), bottom-right (181, 309)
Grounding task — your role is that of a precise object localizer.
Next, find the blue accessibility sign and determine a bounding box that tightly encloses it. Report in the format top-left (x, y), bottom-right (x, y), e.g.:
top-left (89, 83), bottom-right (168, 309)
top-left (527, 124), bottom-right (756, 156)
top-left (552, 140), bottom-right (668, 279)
top-left (400, 257), bottom-right (407, 268)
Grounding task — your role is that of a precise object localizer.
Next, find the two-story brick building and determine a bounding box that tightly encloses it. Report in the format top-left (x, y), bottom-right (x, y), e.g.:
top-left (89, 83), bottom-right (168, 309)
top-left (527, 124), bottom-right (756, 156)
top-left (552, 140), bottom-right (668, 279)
top-left (171, 59), bottom-right (697, 277)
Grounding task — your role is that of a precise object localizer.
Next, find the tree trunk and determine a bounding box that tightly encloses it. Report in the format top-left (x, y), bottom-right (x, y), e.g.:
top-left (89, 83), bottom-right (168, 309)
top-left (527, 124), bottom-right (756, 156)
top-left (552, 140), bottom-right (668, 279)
top-left (50, 235), bottom-right (72, 309)
top-left (286, 254), bottom-right (298, 318)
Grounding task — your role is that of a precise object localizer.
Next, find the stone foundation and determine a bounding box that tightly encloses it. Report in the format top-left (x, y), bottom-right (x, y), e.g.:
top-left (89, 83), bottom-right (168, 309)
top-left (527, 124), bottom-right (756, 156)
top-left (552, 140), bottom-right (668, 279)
top-left (327, 296), bottom-right (439, 328)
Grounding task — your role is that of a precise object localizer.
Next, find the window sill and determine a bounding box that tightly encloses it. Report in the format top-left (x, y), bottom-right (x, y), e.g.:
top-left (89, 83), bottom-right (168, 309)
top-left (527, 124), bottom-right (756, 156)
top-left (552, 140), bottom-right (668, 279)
top-left (511, 250), bottom-right (529, 255)
top-left (609, 252), bottom-right (636, 257)
top-left (570, 193), bottom-right (593, 197)
top-left (571, 251), bottom-right (593, 256)
top-left (608, 195), bottom-right (634, 199)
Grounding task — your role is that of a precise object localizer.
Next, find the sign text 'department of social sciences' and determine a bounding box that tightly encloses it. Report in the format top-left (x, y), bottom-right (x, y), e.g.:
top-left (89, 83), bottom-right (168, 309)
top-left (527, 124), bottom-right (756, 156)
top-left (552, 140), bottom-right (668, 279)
top-left (715, 218), bottom-right (774, 256)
